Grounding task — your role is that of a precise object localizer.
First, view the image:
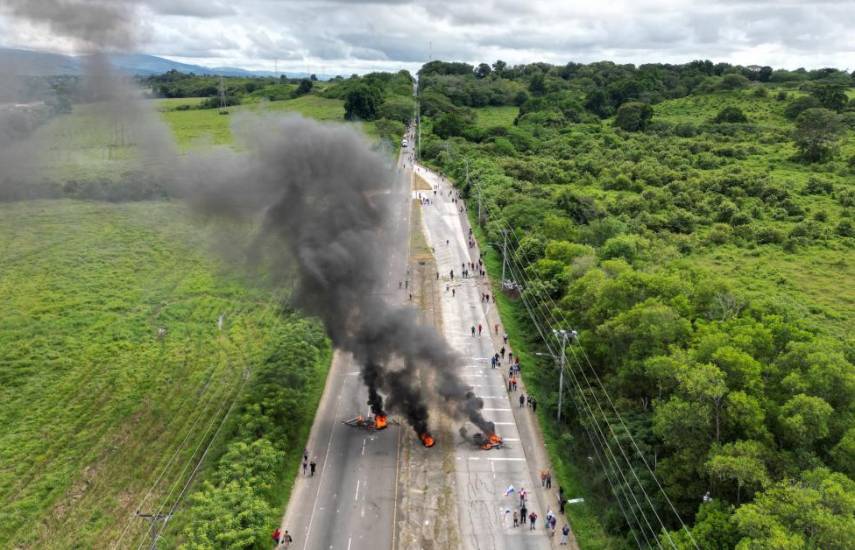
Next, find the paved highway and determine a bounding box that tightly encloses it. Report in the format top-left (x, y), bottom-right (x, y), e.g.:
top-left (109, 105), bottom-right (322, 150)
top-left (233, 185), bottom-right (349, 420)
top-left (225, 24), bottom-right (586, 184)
top-left (279, 127), bottom-right (416, 550)
top-left (415, 163), bottom-right (553, 550)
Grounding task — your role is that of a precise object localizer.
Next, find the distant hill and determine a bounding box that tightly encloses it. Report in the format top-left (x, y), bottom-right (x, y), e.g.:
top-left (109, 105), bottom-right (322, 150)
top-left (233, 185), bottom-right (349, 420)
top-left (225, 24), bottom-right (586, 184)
top-left (0, 47), bottom-right (330, 79)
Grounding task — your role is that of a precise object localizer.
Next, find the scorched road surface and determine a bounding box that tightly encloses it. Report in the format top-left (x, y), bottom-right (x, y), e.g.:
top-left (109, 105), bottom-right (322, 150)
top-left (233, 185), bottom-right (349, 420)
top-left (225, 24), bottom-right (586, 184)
top-left (279, 128), bottom-right (417, 550)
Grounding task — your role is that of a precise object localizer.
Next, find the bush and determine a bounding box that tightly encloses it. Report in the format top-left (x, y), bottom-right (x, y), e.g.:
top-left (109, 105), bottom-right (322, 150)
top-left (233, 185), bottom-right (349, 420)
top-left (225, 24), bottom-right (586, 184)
top-left (714, 106), bottom-right (748, 123)
top-left (793, 108), bottom-right (845, 162)
top-left (720, 73), bottom-right (750, 90)
top-left (614, 101), bottom-right (653, 132)
top-left (784, 95), bottom-right (821, 120)
top-left (776, 90), bottom-right (788, 101)
top-left (803, 176), bottom-right (834, 195)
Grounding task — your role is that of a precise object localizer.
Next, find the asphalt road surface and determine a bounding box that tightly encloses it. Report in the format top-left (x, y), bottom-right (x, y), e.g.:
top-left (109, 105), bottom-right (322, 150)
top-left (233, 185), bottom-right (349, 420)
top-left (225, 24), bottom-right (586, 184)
top-left (279, 127), bottom-right (416, 550)
top-left (415, 163), bottom-right (553, 550)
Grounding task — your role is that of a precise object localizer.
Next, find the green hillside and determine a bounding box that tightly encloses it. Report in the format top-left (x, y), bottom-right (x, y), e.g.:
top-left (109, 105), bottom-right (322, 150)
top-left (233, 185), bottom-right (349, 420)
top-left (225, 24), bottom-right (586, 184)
top-left (418, 60), bottom-right (855, 549)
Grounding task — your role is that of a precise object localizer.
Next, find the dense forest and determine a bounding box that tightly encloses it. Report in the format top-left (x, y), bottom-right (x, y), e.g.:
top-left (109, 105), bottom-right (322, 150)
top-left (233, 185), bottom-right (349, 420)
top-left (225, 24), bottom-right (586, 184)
top-left (417, 59), bottom-right (854, 548)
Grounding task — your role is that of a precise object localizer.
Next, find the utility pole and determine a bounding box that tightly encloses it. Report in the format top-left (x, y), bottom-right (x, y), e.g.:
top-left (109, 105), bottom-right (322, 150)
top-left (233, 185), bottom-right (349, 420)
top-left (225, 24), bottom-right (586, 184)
top-left (501, 229), bottom-right (508, 286)
top-left (553, 329), bottom-right (577, 423)
top-left (137, 512), bottom-right (171, 549)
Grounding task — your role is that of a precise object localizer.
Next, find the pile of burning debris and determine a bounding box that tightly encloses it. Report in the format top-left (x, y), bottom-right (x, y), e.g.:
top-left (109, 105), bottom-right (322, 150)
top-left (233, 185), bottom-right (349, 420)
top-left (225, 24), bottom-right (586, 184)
top-left (343, 414), bottom-right (389, 431)
top-left (460, 427), bottom-right (503, 450)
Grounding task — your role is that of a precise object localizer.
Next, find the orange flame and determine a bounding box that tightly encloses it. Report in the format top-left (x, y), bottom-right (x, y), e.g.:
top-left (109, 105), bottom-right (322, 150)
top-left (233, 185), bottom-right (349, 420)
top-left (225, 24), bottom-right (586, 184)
top-left (374, 415), bottom-right (388, 430)
top-left (481, 433), bottom-right (502, 450)
top-left (420, 433), bottom-right (435, 447)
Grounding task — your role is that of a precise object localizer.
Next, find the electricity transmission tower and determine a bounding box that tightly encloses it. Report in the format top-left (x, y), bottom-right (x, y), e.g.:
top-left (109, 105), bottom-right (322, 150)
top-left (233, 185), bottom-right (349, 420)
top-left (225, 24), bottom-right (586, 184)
top-left (137, 512), bottom-right (171, 549)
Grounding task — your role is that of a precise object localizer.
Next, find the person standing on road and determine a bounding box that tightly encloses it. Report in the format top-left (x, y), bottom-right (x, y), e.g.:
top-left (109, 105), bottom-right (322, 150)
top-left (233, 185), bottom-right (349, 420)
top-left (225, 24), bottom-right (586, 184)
top-left (529, 512), bottom-right (538, 530)
top-left (452, 288), bottom-right (455, 297)
top-left (471, 325), bottom-right (476, 337)
top-left (532, 398), bottom-right (538, 413)
top-left (546, 470), bottom-right (552, 489)
top-left (478, 323), bottom-right (482, 336)
top-left (500, 346), bottom-right (505, 359)
top-left (561, 524), bottom-right (570, 545)
top-left (513, 511), bottom-right (519, 528)
top-left (302, 458), bottom-right (308, 476)
top-left (519, 394), bottom-right (525, 408)
top-left (503, 332), bottom-right (508, 344)
top-left (520, 503), bottom-right (528, 525)
top-left (310, 459), bottom-right (317, 477)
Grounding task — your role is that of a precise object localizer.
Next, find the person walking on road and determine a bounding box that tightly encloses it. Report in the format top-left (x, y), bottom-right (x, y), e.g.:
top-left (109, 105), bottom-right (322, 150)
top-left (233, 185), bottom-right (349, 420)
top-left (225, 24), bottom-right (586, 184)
top-left (546, 470), bottom-right (552, 489)
top-left (500, 346), bottom-right (505, 359)
top-left (520, 503), bottom-right (528, 525)
top-left (513, 511), bottom-right (519, 528)
top-left (532, 398), bottom-right (538, 413)
top-left (561, 524), bottom-right (570, 545)
top-left (471, 325), bottom-right (476, 337)
top-left (302, 458), bottom-right (307, 476)
top-left (529, 512), bottom-right (538, 530)
top-left (519, 394), bottom-right (525, 407)
top-left (478, 323), bottom-right (482, 336)
top-left (310, 459), bottom-right (317, 477)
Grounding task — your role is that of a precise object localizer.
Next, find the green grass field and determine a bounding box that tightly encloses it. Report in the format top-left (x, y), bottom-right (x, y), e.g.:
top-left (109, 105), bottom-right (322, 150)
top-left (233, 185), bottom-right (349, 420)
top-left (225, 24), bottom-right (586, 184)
top-left (0, 200), bottom-right (327, 547)
top-left (474, 105), bottom-right (519, 128)
top-left (157, 93), bottom-right (388, 149)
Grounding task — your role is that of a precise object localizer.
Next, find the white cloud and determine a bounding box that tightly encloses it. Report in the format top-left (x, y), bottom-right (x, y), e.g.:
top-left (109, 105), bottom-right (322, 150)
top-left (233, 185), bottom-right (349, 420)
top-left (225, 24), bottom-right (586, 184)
top-left (0, 0), bottom-right (852, 73)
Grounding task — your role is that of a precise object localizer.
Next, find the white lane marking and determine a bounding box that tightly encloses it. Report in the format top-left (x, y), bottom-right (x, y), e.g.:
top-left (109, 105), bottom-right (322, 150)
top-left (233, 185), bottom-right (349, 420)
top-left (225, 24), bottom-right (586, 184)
top-left (487, 457), bottom-right (526, 461)
top-left (347, 537), bottom-right (352, 550)
top-left (354, 479), bottom-right (360, 501)
top-left (346, 372), bottom-right (360, 376)
top-left (491, 459), bottom-right (496, 479)
top-left (361, 438), bottom-right (366, 456)
top-left (493, 422), bottom-right (515, 426)
top-left (302, 358), bottom-right (347, 550)
top-left (483, 408), bottom-right (512, 411)
top-left (503, 438), bottom-right (521, 442)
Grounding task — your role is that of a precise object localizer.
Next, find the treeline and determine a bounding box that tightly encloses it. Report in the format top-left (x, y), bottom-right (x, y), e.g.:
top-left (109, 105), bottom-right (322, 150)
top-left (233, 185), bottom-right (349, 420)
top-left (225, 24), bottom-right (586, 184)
top-left (171, 315), bottom-right (330, 549)
top-left (141, 70), bottom-right (319, 108)
top-left (418, 59), bottom-right (854, 548)
top-left (323, 70), bottom-right (415, 144)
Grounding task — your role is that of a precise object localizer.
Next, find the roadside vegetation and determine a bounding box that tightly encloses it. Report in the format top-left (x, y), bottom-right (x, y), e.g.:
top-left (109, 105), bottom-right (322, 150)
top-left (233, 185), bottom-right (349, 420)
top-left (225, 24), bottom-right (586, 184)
top-left (418, 59), bottom-right (854, 549)
top-left (0, 201), bottom-right (329, 547)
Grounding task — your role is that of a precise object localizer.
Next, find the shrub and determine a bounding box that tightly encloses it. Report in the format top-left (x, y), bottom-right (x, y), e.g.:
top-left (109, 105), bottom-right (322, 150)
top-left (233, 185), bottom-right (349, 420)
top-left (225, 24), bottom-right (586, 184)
top-left (714, 106), bottom-right (749, 123)
top-left (754, 226), bottom-right (785, 244)
top-left (720, 73), bottom-right (750, 90)
top-left (793, 108), bottom-right (845, 162)
top-left (776, 90), bottom-right (788, 101)
top-left (803, 176), bottom-right (834, 195)
top-left (614, 101), bottom-right (653, 132)
top-left (836, 220), bottom-right (854, 237)
top-left (599, 234), bottom-right (646, 262)
top-left (752, 86), bottom-right (769, 98)
top-left (784, 95), bottom-right (821, 120)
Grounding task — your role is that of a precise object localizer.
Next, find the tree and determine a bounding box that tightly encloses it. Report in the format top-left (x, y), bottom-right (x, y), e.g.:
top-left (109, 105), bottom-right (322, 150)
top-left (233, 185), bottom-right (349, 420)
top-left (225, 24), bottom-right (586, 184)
top-left (293, 78), bottom-right (313, 97)
top-left (810, 83), bottom-right (849, 112)
top-left (378, 96), bottom-right (415, 124)
top-left (584, 89), bottom-right (610, 118)
top-left (433, 110), bottom-right (468, 138)
top-left (492, 59), bottom-right (507, 76)
top-left (475, 63), bottom-right (492, 79)
top-left (784, 95), bottom-right (821, 120)
top-left (714, 106), bottom-right (748, 123)
top-left (706, 440), bottom-right (769, 504)
top-left (528, 73), bottom-right (546, 96)
top-left (614, 101), bottom-right (653, 131)
top-left (344, 84), bottom-right (381, 120)
top-left (793, 108), bottom-right (845, 162)
top-left (734, 468), bottom-right (855, 550)
top-left (778, 393), bottom-right (833, 448)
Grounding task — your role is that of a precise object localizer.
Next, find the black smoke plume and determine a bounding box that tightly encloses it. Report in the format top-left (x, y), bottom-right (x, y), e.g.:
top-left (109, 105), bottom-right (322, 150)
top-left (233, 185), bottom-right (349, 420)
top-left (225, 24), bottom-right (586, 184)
top-left (177, 116), bottom-right (495, 437)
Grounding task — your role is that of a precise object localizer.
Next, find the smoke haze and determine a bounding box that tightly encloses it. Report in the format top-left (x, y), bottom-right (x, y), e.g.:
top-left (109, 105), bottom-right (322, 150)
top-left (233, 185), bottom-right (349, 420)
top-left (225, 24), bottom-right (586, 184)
top-left (176, 116), bottom-right (494, 436)
top-left (0, 0), bottom-right (494, 438)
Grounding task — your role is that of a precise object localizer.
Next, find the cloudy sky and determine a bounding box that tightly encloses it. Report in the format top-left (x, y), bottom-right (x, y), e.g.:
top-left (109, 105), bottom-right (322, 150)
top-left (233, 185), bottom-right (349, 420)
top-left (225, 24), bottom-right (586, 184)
top-left (0, 0), bottom-right (852, 74)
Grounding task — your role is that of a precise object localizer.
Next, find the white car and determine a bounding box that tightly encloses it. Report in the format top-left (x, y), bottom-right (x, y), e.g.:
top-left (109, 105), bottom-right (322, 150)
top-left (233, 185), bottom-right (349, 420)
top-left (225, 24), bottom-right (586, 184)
top-left (401, 138), bottom-right (409, 148)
